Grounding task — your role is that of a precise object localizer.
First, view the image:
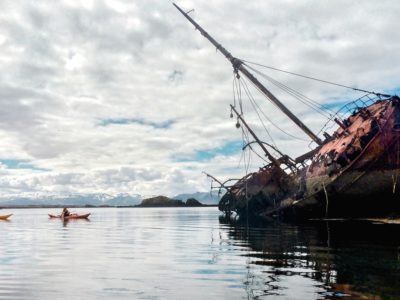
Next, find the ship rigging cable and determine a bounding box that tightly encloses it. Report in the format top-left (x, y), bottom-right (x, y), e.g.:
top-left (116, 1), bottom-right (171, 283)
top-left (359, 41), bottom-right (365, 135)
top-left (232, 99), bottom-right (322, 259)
top-left (237, 76), bottom-right (278, 148)
top-left (233, 72), bottom-right (311, 168)
top-left (232, 76), bottom-right (243, 115)
top-left (237, 111), bottom-right (271, 166)
top-left (245, 64), bottom-right (335, 118)
top-left (237, 118), bottom-right (249, 168)
top-left (240, 125), bottom-right (252, 175)
top-left (239, 76), bottom-right (311, 142)
top-left (235, 107), bottom-right (267, 173)
top-left (242, 59), bottom-right (391, 98)
top-left (253, 69), bottom-right (335, 118)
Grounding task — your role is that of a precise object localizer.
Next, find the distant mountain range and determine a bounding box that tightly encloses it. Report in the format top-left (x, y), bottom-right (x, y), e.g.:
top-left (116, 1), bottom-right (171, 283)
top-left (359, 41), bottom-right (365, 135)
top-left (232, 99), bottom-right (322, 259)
top-left (0, 193), bottom-right (142, 207)
top-left (0, 191), bottom-right (222, 207)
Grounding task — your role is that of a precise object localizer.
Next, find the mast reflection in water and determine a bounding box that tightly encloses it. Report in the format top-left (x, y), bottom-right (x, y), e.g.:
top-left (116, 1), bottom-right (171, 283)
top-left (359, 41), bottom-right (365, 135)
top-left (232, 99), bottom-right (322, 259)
top-left (219, 216), bottom-right (400, 299)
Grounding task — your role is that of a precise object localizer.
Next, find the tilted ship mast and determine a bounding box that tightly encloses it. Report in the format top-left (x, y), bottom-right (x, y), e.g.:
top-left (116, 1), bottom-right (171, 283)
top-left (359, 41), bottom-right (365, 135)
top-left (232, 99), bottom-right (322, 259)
top-left (173, 3), bottom-right (323, 147)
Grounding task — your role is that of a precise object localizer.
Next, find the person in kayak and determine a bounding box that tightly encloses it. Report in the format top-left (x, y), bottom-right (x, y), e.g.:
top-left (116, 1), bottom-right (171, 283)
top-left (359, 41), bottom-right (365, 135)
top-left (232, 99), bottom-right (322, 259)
top-left (61, 207), bottom-right (71, 218)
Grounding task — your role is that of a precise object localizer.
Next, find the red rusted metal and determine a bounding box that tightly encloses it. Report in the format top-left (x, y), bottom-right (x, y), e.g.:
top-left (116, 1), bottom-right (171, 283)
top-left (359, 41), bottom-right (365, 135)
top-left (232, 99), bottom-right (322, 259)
top-left (220, 96), bottom-right (400, 219)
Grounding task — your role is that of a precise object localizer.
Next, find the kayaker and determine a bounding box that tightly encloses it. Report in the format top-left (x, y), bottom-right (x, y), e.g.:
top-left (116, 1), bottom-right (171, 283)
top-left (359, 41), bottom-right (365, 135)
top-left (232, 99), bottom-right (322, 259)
top-left (61, 207), bottom-right (71, 218)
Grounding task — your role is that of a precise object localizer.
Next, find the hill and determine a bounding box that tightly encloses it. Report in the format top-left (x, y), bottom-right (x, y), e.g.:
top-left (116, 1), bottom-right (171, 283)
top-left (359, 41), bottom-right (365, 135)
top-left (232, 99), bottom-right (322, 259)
top-left (138, 196), bottom-right (186, 207)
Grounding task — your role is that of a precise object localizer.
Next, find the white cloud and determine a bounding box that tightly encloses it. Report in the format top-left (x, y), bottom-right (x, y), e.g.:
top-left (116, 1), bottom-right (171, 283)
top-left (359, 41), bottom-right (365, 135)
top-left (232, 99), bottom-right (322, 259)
top-left (0, 0), bottom-right (399, 199)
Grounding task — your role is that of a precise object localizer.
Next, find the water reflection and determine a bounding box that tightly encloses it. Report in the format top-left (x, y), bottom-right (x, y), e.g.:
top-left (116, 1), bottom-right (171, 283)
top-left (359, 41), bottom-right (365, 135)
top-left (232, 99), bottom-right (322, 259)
top-left (219, 216), bottom-right (400, 299)
top-left (60, 219), bottom-right (91, 227)
top-left (47, 215), bottom-right (91, 227)
top-left (0, 208), bottom-right (399, 299)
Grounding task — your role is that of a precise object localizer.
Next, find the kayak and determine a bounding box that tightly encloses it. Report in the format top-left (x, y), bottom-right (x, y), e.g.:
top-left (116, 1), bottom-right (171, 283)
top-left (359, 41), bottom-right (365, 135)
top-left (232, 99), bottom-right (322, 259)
top-left (0, 214), bottom-right (13, 220)
top-left (48, 213), bottom-right (90, 220)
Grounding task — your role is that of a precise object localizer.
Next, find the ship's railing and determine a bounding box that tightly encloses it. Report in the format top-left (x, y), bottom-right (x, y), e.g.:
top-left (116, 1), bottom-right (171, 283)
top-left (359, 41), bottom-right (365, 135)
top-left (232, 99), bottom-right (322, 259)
top-left (309, 93), bottom-right (391, 149)
top-left (336, 93), bottom-right (385, 117)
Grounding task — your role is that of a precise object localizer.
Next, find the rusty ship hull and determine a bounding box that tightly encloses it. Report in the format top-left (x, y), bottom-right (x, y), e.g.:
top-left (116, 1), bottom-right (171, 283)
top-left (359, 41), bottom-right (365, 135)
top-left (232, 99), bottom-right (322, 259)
top-left (220, 97), bottom-right (400, 220)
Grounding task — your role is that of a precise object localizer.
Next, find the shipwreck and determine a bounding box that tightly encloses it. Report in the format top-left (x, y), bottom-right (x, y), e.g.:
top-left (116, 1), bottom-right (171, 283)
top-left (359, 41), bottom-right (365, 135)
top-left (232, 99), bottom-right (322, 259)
top-left (174, 4), bottom-right (400, 220)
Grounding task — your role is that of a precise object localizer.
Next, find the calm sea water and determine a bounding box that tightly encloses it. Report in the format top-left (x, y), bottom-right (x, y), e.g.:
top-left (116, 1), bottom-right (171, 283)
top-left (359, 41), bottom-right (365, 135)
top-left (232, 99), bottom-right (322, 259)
top-left (0, 207), bottom-right (399, 299)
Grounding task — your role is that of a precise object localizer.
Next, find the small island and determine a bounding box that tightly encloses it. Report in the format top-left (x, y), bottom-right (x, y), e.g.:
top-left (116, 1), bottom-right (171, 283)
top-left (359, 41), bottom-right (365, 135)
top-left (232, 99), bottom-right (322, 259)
top-left (136, 196), bottom-right (204, 207)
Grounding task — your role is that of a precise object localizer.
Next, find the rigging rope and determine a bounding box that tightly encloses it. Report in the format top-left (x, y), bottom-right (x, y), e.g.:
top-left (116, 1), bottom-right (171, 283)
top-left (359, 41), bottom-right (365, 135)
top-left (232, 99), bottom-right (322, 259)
top-left (247, 144), bottom-right (270, 163)
top-left (240, 76), bottom-right (311, 142)
top-left (238, 123), bottom-right (250, 168)
top-left (240, 125), bottom-right (252, 174)
top-left (238, 78), bottom-right (243, 115)
top-left (242, 59), bottom-right (391, 97)
top-left (232, 77), bottom-right (237, 108)
top-left (261, 71), bottom-right (332, 118)
top-left (232, 77), bottom-right (244, 115)
top-left (240, 77), bottom-right (278, 148)
top-left (236, 101), bottom-right (268, 173)
top-left (245, 64), bottom-right (335, 118)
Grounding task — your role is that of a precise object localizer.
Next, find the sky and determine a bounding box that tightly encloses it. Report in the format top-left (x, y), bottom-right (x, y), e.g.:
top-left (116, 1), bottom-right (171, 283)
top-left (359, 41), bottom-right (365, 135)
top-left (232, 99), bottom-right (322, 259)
top-left (0, 0), bottom-right (399, 199)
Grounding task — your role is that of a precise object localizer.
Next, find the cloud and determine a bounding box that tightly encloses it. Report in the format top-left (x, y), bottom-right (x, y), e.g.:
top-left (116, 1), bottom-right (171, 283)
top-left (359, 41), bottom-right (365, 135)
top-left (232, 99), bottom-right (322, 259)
top-left (0, 0), bottom-right (399, 198)
top-left (99, 117), bottom-right (174, 129)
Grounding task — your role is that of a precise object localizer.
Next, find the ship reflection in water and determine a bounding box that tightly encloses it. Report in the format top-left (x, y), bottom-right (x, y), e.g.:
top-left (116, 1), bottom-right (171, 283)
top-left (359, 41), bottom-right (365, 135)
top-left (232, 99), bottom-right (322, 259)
top-left (219, 217), bottom-right (400, 299)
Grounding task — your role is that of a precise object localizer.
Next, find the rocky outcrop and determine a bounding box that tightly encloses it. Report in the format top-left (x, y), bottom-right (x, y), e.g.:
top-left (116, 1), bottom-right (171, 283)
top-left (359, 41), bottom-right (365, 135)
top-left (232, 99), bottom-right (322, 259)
top-left (138, 196), bottom-right (186, 207)
top-left (185, 198), bottom-right (203, 207)
top-left (137, 196), bottom-right (205, 207)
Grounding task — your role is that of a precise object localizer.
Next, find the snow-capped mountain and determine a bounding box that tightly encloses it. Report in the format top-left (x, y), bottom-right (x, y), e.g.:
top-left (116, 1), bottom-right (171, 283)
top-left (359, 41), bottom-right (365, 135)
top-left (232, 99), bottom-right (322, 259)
top-left (0, 193), bottom-right (143, 206)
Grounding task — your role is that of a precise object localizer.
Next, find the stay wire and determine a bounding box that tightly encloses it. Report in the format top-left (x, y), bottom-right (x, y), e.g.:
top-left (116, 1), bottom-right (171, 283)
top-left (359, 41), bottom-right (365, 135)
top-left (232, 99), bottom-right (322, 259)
top-left (238, 77), bottom-right (243, 115)
top-left (265, 73), bottom-right (333, 118)
top-left (232, 77), bottom-right (237, 108)
top-left (261, 71), bottom-right (333, 115)
top-left (248, 144), bottom-right (270, 163)
top-left (235, 74), bottom-right (275, 166)
top-left (238, 123), bottom-right (251, 168)
top-left (240, 76), bottom-right (310, 142)
top-left (233, 77), bottom-right (245, 114)
top-left (235, 76), bottom-right (251, 167)
top-left (241, 127), bottom-right (251, 173)
top-left (240, 121), bottom-right (270, 164)
top-left (242, 59), bottom-right (386, 96)
top-left (246, 64), bottom-right (333, 118)
top-left (240, 77), bottom-right (278, 149)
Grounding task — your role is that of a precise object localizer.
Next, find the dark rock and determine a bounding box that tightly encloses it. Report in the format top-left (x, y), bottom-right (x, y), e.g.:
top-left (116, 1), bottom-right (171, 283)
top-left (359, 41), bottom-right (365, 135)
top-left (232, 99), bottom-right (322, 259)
top-left (138, 196), bottom-right (185, 207)
top-left (185, 198), bottom-right (203, 207)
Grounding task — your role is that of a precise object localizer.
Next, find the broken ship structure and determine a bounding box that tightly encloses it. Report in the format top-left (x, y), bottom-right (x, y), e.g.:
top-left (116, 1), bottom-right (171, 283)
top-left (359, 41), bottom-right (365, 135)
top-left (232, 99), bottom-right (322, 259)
top-left (174, 4), bottom-right (400, 220)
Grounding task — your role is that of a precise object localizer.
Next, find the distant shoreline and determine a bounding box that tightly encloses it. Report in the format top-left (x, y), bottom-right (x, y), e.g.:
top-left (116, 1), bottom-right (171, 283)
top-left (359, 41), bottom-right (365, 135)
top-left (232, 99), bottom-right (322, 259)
top-left (0, 204), bottom-right (218, 209)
